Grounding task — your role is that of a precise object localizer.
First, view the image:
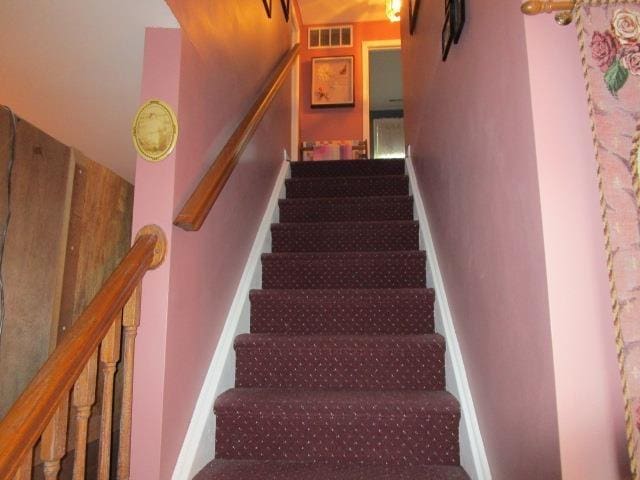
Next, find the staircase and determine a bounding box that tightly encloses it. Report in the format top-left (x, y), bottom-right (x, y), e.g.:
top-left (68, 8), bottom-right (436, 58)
top-left (194, 159), bottom-right (469, 479)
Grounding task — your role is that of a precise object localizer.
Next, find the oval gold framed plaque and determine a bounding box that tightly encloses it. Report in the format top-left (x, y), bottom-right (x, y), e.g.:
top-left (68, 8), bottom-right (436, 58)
top-left (132, 99), bottom-right (178, 162)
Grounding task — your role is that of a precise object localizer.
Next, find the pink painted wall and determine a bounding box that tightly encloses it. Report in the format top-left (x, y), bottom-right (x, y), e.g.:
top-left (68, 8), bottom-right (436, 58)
top-left (401, 0), bottom-right (629, 478)
top-left (401, 2), bottom-right (561, 478)
top-left (131, 2), bottom-right (292, 477)
top-left (0, 1), bottom-right (177, 182)
top-left (131, 28), bottom-right (180, 480)
top-left (299, 21), bottom-right (399, 142)
top-left (523, 16), bottom-right (629, 480)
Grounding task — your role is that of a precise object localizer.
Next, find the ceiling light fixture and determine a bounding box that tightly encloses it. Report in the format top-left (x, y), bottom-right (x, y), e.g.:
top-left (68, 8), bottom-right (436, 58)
top-left (386, 0), bottom-right (402, 22)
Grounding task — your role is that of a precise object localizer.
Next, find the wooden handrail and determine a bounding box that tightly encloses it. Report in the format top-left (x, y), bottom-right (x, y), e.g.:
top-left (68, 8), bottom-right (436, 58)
top-left (174, 43), bottom-right (300, 231)
top-left (0, 225), bottom-right (166, 479)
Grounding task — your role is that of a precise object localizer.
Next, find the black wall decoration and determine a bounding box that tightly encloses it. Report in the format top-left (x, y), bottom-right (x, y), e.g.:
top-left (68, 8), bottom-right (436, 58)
top-left (281, 0), bottom-right (291, 22)
top-left (441, 0), bottom-right (454, 61)
top-left (262, 0), bottom-right (272, 18)
top-left (453, 0), bottom-right (465, 43)
top-left (409, 0), bottom-right (421, 35)
top-left (441, 0), bottom-right (465, 61)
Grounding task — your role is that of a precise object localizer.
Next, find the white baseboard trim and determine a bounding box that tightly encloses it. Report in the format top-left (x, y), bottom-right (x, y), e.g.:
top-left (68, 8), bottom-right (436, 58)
top-left (406, 157), bottom-right (492, 480)
top-left (172, 161), bottom-right (290, 480)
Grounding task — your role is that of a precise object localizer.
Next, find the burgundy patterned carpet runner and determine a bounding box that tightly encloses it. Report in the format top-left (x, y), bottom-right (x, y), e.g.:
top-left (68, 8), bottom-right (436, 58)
top-left (195, 159), bottom-right (469, 479)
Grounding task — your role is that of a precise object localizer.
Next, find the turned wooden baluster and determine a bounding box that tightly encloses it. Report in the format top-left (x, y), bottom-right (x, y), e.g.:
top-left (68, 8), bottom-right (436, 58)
top-left (72, 351), bottom-right (98, 480)
top-left (97, 313), bottom-right (123, 480)
top-left (13, 449), bottom-right (33, 480)
top-left (40, 394), bottom-right (70, 479)
top-left (117, 286), bottom-right (141, 480)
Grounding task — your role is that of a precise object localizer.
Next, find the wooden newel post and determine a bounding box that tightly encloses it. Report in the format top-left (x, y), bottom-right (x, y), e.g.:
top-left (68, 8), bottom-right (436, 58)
top-left (117, 225), bottom-right (167, 480)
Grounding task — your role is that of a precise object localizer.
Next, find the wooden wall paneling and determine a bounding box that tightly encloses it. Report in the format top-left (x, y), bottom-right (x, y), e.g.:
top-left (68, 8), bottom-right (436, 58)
top-left (0, 115), bottom-right (75, 418)
top-left (0, 113), bottom-right (133, 476)
top-left (58, 148), bottom-right (133, 447)
top-left (57, 149), bottom-right (133, 342)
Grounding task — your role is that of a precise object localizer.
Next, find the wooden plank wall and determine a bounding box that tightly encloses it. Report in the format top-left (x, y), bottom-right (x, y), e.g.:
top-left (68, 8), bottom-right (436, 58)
top-left (0, 112), bottom-right (133, 430)
top-left (0, 114), bottom-right (75, 418)
top-left (59, 148), bottom-right (133, 445)
top-left (58, 149), bottom-right (133, 343)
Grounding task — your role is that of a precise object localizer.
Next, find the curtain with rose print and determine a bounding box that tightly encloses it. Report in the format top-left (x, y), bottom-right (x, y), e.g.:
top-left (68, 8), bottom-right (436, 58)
top-left (581, 3), bottom-right (640, 476)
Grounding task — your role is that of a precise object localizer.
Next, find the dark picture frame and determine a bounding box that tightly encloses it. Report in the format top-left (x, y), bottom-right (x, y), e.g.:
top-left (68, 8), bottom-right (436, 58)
top-left (311, 56), bottom-right (355, 108)
top-left (441, 0), bottom-right (454, 61)
top-left (280, 0), bottom-right (290, 22)
top-left (453, 0), bottom-right (465, 43)
top-left (262, 0), bottom-right (272, 18)
top-left (409, 0), bottom-right (421, 35)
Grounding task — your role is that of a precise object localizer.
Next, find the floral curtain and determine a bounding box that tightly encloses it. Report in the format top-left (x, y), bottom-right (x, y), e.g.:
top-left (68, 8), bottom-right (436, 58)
top-left (581, 2), bottom-right (640, 475)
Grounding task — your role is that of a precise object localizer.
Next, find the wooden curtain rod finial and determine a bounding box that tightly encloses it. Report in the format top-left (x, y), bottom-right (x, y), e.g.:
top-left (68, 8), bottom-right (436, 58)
top-left (521, 1), bottom-right (575, 15)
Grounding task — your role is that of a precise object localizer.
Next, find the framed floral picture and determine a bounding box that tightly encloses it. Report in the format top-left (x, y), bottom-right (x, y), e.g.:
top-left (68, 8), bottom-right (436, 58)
top-left (311, 56), bottom-right (355, 108)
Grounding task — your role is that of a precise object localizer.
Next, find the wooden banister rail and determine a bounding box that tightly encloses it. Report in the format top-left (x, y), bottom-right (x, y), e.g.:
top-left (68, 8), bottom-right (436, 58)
top-left (174, 43), bottom-right (300, 231)
top-left (0, 224), bottom-right (166, 480)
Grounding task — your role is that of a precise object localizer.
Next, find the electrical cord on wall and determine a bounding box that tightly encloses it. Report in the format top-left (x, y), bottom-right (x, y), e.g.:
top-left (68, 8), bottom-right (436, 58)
top-left (0, 105), bottom-right (17, 345)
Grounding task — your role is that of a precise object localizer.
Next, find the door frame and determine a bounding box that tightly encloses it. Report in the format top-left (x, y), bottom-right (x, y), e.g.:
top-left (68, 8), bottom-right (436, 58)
top-left (361, 39), bottom-right (402, 154)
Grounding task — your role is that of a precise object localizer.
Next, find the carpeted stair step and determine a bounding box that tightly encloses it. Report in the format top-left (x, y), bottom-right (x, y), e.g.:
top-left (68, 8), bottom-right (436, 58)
top-left (261, 251), bottom-right (426, 289)
top-left (290, 159), bottom-right (405, 178)
top-left (195, 157), bottom-right (469, 480)
top-left (271, 221), bottom-right (419, 253)
top-left (214, 388), bottom-right (460, 465)
top-left (278, 196), bottom-right (414, 223)
top-left (249, 288), bottom-right (435, 335)
top-left (235, 334), bottom-right (445, 390)
top-left (194, 459), bottom-right (470, 480)
top-left (286, 175), bottom-right (409, 198)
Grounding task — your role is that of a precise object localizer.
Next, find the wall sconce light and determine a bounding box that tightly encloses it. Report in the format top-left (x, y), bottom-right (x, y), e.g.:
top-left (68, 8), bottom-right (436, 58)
top-left (386, 0), bottom-right (402, 22)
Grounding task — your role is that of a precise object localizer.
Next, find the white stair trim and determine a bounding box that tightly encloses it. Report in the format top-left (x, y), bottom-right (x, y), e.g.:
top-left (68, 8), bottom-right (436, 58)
top-left (171, 160), bottom-right (290, 479)
top-left (406, 156), bottom-right (492, 480)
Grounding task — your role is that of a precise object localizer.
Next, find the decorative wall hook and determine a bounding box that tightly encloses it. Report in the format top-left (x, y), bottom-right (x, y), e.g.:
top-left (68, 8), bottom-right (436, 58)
top-left (521, 1), bottom-right (577, 26)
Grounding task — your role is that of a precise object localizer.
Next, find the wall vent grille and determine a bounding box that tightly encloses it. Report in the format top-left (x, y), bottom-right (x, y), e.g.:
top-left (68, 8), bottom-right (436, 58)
top-left (308, 25), bottom-right (353, 49)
